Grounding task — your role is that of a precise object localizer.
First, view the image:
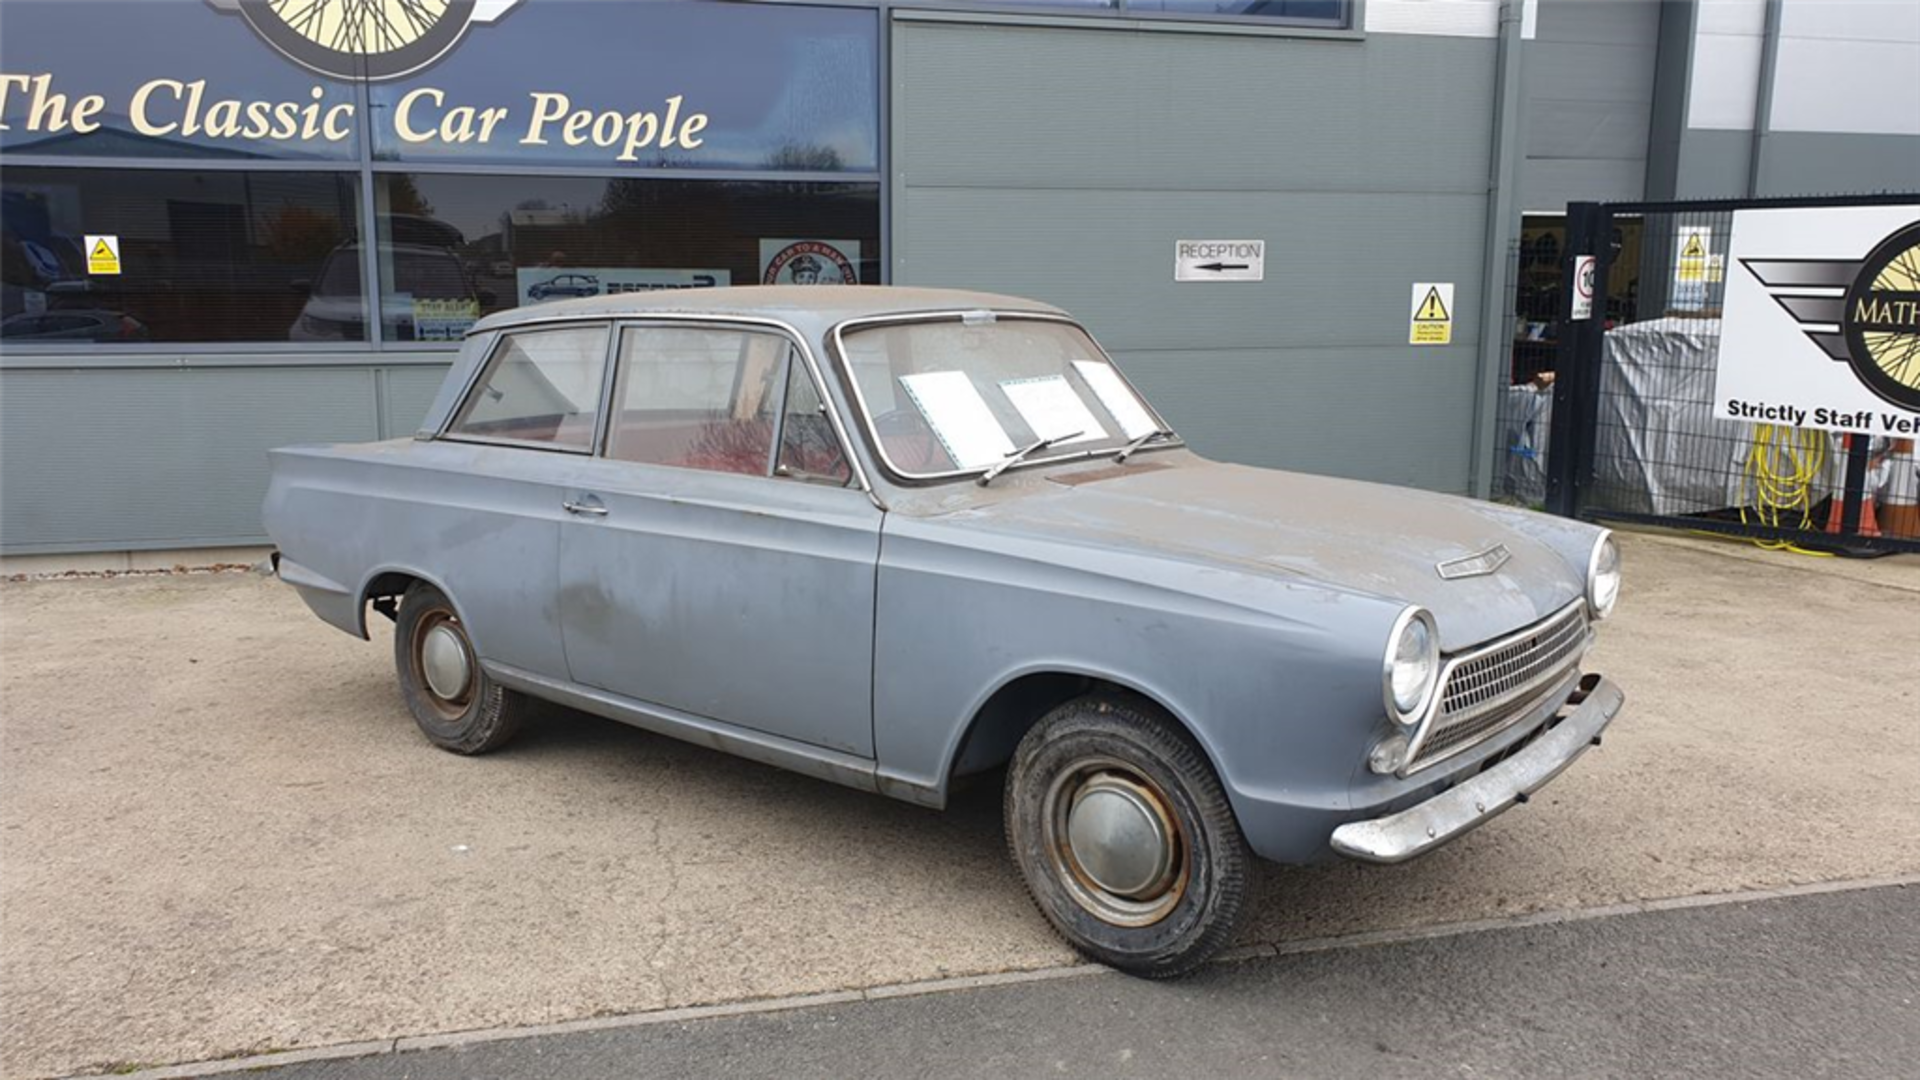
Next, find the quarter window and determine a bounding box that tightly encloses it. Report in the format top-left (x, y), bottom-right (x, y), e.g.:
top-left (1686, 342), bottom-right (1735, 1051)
top-left (777, 357), bottom-right (852, 485)
top-left (450, 325), bottom-right (610, 449)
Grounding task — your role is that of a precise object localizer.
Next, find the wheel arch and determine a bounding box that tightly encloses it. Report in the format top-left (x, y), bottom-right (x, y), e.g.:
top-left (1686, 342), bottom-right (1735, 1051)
top-left (356, 565), bottom-right (465, 640)
top-left (942, 664), bottom-right (1227, 795)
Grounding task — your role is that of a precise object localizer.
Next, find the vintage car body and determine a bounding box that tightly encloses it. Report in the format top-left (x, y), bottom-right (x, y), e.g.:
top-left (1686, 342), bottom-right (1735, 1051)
top-left (265, 285), bottom-right (1624, 976)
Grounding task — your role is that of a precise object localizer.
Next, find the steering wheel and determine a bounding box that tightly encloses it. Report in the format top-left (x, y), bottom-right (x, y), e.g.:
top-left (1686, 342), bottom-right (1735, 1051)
top-left (873, 408), bottom-right (946, 472)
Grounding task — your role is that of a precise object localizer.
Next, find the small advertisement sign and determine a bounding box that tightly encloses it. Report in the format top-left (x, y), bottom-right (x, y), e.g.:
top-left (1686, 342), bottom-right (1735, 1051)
top-left (1714, 205), bottom-right (1920, 437)
top-left (760, 240), bottom-right (860, 285)
top-left (516, 268), bottom-right (729, 305)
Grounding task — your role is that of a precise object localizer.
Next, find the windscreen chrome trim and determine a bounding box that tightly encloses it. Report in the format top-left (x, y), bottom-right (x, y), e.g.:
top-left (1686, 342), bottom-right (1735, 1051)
top-left (826, 309), bottom-right (1183, 486)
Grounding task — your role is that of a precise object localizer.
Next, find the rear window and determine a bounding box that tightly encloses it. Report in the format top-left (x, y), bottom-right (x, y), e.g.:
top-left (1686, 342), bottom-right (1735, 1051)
top-left (449, 325), bottom-right (610, 449)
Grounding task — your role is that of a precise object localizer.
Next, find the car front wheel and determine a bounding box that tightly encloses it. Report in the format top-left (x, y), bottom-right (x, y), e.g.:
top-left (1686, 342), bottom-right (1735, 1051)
top-left (1005, 694), bottom-right (1251, 978)
top-left (393, 582), bottom-right (526, 755)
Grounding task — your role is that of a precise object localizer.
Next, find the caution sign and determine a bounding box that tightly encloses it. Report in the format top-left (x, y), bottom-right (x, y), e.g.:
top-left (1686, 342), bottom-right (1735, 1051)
top-left (1673, 226), bottom-right (1711, 311)
top-left (1409, 282), bottom-right (1454, 345)
top-left (85, 234), bottom-right (121, 275)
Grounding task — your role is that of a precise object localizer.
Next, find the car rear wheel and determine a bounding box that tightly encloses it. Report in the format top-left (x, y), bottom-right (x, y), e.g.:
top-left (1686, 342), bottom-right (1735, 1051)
top-left (394, 582), bottom-right (526, 755)
top-left (1005, 694), bottom-right (1250, 978)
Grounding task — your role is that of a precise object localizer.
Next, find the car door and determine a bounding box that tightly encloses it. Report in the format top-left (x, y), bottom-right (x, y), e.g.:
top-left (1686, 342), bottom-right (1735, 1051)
top-left (557, 321), bottom-right (881, 758)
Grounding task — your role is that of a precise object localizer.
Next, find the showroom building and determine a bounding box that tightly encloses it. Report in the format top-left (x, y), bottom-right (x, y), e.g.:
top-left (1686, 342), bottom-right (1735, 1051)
top-left (1, 0), bottom-right (1915, 560)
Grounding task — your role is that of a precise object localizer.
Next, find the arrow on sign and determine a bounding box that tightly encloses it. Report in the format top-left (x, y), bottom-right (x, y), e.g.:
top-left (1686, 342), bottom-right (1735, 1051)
top-left (1196, 262), bottom-right (1250, 272)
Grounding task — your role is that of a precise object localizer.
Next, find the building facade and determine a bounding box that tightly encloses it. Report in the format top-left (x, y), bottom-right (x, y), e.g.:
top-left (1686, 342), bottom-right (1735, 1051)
top-left (2, 0), bottom-right (1914, 558)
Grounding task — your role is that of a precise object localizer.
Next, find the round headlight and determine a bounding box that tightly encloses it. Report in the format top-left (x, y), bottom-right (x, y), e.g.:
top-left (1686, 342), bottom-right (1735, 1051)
top-left (1383, 608), bottom-right (1440, 724)
top-left (1587, 533), bottom-right (1621, 620)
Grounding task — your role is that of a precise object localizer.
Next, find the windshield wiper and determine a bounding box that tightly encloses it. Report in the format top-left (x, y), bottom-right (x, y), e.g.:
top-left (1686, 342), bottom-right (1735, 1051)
top-left (1114, 428), bottom-right (1174, 463)
top-left (979, 431), bottom-right (1083, 486)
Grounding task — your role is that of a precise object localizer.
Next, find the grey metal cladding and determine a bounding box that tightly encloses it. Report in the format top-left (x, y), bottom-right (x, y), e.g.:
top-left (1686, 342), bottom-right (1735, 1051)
top-left (896, 26), bottom-right (1494, 194)
top-left (0, 368), bottom-right (378, 551)
top-left (382, 364), bottom-right (454, 438)
top-left (891, 24), bottom-right (1494, 493)
top-left (1520, 0), bottom-right (1661, 208)
top-left (1115, 345), bottom-right (1479, 493)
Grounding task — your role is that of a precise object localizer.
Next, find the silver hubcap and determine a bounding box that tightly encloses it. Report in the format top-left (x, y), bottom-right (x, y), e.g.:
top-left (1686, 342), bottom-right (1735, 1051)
top-left (1067, 779), bottom-right (1173, 898)
top-left (1043, 759), bottom-right (1188, 928)
top-left (421, 623), bottom-right (471, 700)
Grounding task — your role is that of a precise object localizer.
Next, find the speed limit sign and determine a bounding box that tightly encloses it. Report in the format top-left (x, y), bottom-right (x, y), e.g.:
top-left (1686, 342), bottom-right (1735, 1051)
top-left (1570, 255), bottom-right (1596, 321)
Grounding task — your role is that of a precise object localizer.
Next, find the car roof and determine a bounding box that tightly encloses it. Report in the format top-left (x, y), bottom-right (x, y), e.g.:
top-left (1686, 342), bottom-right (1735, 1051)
top-left (470, 285), bottom-right (1068, 335)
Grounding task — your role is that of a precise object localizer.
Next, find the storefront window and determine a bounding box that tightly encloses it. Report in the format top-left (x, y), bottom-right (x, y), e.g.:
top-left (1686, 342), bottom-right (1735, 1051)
top-left (0, 1), bottom-right (360, 161)
top-left (369, 2), bottom-right (879, 172)
top-left (2, 167), bottom-right (364, 343)
top-left (370, 173), bottom-right (879, 343)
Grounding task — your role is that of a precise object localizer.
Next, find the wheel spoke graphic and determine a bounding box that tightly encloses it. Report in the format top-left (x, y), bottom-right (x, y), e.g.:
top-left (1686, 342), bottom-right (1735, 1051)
top-left (267, 0), bottom-right (449, 55)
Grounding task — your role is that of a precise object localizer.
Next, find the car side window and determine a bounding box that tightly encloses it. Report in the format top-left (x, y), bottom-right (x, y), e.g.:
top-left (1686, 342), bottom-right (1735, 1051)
top-left (449, 325), bottom-right (610, 449)
top-left (606, 326), bottom-right (788, 476)
top-left (776, 359), bottom-right (852, 485)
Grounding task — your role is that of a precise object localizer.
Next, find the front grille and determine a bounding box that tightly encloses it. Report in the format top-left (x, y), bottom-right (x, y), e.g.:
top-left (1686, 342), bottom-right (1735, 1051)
top-left (1407, 602), bottom-right (1590, 772)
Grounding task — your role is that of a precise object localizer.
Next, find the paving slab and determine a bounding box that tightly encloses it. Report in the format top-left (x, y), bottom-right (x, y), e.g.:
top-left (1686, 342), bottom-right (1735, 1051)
top-left (2, 533), bottom-right (1916, 1078)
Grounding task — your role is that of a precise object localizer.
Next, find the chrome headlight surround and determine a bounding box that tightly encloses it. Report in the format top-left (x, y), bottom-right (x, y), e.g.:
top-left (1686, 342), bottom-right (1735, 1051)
top-left (1382, 606), bottom-right (1441, 727)
top-left (1586, 531), bottom-right (1621, 621)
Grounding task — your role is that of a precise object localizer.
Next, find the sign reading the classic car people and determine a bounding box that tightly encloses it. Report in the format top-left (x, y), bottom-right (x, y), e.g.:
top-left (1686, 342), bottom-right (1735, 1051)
top-left (761, 240), bottom-right (860, 285)
top-left (1408, 282), bottom-right (1453, 345)
top-left (515, 268), bottom-right (730, 305)
top-left (1174, 240), bottom-right (1265, 282)
top-left (1715, 205), bottom-right (1920, 437)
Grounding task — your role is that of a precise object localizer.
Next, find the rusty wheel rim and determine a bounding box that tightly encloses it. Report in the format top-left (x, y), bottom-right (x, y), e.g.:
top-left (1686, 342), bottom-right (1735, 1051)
top-left (410, 607), bottom-right (474, 721)
top-left (1042, 756), bottom-right (1188, 928)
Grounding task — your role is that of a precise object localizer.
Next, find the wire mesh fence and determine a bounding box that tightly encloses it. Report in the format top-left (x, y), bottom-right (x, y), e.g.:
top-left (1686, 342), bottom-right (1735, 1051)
top-left (1539, 197), bottom-right (1920, 555)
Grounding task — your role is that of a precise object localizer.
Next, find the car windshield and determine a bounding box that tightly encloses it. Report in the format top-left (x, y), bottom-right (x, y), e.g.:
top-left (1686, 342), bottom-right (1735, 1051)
top-left (839, 316), bottom-right (1173, 479)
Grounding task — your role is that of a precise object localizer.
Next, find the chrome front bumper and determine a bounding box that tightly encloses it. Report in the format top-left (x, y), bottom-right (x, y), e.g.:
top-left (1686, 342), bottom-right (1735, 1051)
top-left (1329, 675), bottom-right (1624, 864)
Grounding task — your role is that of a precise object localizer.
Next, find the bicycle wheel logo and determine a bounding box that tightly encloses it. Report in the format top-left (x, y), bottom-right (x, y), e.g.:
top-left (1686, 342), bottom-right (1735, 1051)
top-left (208, 0), bottom-right (523, 81)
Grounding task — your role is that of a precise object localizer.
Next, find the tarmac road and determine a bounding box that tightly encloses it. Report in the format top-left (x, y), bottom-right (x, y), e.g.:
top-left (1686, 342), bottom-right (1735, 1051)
top-left (238, 884), bottom-right (1920, 1080)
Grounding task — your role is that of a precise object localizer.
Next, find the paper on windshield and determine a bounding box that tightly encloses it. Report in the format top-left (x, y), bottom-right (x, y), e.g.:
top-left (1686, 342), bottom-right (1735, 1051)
top-left (1072, 361), bottom-right (1158, 440)
top-left (898, 371), bottom-right (1017, 469)
top-left (999, 376), bottom-right (1106, 446)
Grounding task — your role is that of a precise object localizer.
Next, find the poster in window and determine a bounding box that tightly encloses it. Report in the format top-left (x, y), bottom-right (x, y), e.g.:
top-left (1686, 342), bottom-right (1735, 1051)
top-left (761, 239), bottom-right (860, 285)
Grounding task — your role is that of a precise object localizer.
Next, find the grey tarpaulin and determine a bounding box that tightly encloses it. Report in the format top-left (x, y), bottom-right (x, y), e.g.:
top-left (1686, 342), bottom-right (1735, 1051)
top-left (1592, 317), bottom-right (1751, 516)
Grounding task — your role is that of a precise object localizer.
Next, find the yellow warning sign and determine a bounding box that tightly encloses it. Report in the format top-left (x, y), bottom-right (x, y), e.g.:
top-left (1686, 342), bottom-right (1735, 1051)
top-left (85, 234), bottom-right (121, 275)
top-left (1675, 227), bottom-right (1710, 284)
top-left (1409, 282), bottom-right (1454, 345)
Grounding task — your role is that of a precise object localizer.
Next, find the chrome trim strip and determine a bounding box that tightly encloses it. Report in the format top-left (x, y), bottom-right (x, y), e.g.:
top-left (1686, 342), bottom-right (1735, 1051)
top-left (825, 309), bottom-right (1184, 486)
top-left (1332, 676), bottom-right (1624, 864)
top-left (1399, 599), bottom-right (1591, 776)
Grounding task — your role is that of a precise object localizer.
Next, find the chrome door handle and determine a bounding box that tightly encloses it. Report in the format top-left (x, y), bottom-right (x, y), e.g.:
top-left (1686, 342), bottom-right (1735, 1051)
top-left (562, 499), bottom-right (608, 517)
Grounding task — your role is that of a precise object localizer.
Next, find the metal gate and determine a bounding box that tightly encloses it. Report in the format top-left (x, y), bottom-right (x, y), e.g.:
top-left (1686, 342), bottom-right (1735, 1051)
top-left (1542, 194), bottom-right (1920, 555)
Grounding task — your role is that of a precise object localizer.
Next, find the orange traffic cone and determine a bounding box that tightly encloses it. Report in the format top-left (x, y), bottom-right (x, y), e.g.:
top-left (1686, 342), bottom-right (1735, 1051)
top-left (1823, 495), bottom-right (1881, 538)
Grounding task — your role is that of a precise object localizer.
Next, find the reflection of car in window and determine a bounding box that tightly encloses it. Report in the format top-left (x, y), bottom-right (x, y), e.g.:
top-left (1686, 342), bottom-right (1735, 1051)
top-left (292, 240), bottom-right (492, 342)
top-left (525, 273), bottom-right (601, 301)
top-left (0, 309), bottom-right (147, 342)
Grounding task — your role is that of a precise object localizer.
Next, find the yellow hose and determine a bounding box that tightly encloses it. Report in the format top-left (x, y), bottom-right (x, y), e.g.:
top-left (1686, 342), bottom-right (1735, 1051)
top-left (1737, 424), bottom-right (1834, 556)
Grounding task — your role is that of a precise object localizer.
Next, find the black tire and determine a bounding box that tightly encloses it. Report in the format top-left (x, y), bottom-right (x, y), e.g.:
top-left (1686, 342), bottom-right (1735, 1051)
top-left (393, 582), bottom-right (526, 755)
top-left (1005, 694), bottom-right (1250, 978)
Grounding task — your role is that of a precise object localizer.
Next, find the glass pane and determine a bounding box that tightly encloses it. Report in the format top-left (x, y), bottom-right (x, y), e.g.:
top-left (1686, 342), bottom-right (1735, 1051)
top-left (370, 1), bottom-right (878, 171)
top-left (1126, 0), bottom-right (1346, 21)
top-left (371, 174), bottom-right (879, 342)
top-left (0, 1), bottom-right (360, 160)
top-left (2, 167), bottom-right (363, 343)
top-left (452, 326), bottom-right (608, 448)
top-left (607, 327), bottom-right (785, 477)
top-left (842, 318), bottom-right (1169, 477)
top-left (778, 360), bottom-right (852, 485)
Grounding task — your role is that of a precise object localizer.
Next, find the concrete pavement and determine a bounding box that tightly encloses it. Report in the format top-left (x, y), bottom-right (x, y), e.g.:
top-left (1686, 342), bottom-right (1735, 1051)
top-left (3, 533), bottom-right (1918, 1078)
top-left (236, 883), bottom-right (1920, 1080)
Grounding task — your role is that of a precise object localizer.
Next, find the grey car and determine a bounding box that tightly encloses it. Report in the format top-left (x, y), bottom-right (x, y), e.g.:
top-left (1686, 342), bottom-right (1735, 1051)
top-left (264, 286), bottom-right (1625, 977)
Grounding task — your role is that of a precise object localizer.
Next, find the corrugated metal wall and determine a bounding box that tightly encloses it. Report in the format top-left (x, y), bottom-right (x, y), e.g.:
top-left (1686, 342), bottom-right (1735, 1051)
top-left (890, 17), bottom-right (1498, 494)
top-left (1520, 0), bottom-right (1662, 209)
